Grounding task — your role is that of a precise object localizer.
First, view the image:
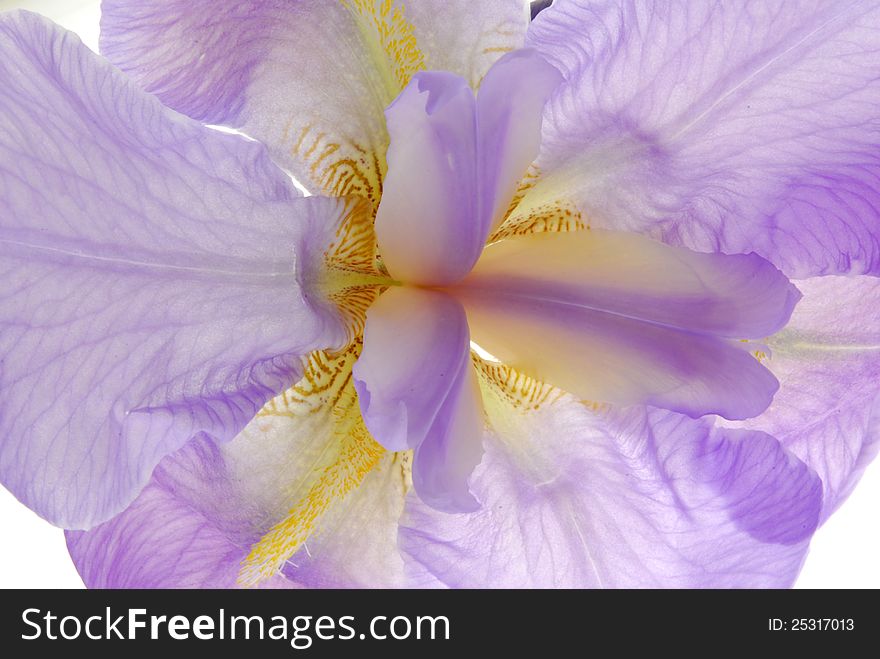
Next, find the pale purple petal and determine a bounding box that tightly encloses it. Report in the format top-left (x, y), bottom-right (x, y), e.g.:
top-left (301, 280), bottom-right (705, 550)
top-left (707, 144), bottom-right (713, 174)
top-left (100, 0), bottom-right (272, 127)
top-left (353, 287), bottom-right (483, 511)
top-left (375, 72), bottom-right (480, 285)
top-left (405, 0), bottom-right (530, 88)
top-left (455, 230), bottom-right (797, 420)
top-left (523, 0), bottom-right (880, 277)
top-left (68, 387), bottom-right (410, 588)
top-left (400, 397), bottom-right (822, 588)
top-left (0, 12), bottom-right (347, 528)
top-left (733, 276), bottom-right (880, 520)
top-left (412, 360), bottom-right (483, 513)
top-left (100, 0), bottom-right (528, 206)
top-left (476, 49), bottom-right (562, 234)
top-left (66, 439), bottom-right (295, 589)
top-left (376, 50), bottom-right (560, 285)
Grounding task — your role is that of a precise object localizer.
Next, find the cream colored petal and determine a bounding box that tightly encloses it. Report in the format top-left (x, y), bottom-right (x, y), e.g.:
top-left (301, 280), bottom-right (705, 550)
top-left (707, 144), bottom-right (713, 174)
top-left (102, 1), bottom-right (530, 209)
top-left (67, 343), bottom-right (411, 588)
top-left (234, 345), bottom-right (410, 587)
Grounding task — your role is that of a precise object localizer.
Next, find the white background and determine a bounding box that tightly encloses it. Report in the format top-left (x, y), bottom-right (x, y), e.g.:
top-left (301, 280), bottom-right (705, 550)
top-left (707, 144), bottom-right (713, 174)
top-left (0, 0), bottom-right (878, 589)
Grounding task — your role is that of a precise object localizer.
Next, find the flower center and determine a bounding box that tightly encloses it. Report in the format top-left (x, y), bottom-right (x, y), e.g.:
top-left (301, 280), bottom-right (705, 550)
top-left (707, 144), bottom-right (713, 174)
top-left (239, 49), bottom-right (798, 586)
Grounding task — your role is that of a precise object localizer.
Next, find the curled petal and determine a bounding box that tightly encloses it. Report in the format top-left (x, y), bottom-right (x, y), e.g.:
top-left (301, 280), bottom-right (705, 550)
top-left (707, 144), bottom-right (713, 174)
top-left (375, 73), bottom-right (480, 285)
top-left (376, 49), bottom-right (561, 284)
top-left (477, 49), bottom-right (562, 235)
top-left (412, 359), bottom-right (484, 513)
top-left (0, 13), bottom-right (346, 528)
top-left (523, 0), bottom-right (880, 277)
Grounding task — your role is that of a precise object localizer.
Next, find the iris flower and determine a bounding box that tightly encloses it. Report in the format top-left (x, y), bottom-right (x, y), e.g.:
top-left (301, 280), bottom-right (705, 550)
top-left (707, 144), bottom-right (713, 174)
top-left (1, 0), bottom-right (878, 589)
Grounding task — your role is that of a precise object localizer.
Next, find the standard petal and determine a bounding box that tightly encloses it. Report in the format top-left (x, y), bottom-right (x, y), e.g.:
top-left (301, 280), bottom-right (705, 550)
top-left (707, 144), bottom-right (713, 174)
top-left (733, 276), bottom-right (880, 520)
top-left (100, 0), bottom-right (528, 207)
top-left (400, 380), bottom-right (822, 588)
top-left (353, 287), bottom-right (484, 511)
top-left (0, 13), bottom-right (348, 528)
top-left (521, 0), bottom-right (880, 277)
top-left (67, 349), bottom-right (409, 588)
top-left (454, 230), bottom-right (796, 420)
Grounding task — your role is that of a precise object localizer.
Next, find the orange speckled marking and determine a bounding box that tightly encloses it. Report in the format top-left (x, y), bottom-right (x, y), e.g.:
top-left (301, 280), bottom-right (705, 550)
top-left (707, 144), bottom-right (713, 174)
top-left (472, 353), bottom-right (564, 411)
top-left (490, 166), bottom-right (588, 242)
top-left (319, 196), bottom-right (385, 342)
top-left (343, 0), bottom-right (426, 92)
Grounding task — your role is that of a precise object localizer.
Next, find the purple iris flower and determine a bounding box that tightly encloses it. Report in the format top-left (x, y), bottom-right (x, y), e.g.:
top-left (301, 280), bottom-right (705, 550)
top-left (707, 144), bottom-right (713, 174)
top-left (0, 0), bottom-right (878, 589)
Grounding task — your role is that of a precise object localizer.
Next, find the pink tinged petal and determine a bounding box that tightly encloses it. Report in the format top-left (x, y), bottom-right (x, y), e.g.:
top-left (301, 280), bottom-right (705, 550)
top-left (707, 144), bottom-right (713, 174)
top-left (376, 50), bottom-right (561, 285)
top-left (524, 0), bottom-right (880, 277)
top-left (353, 287), bottom-right (484, 511)
top-left (455, 230), bottom-right (798, 420)
top-left (460, 288), bottom-right (777, 420)
top-left (400, 402), bottom-right (822, 588)
top-left (733, 276), bottom-right (880, 520)
top-left (0, 13), bottom-right (347, 528)
top-left (465, 230), bottom-right (800, 338)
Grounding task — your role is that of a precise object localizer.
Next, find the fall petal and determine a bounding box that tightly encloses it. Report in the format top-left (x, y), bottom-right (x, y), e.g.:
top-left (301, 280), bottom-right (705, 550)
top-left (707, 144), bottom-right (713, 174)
top-left (733, 275), bottom-right (880, 520)
top-left (68, 351), bottom-right (409, 588)
top-left (0, 12), bottom-right (346, 528)
top-left (353, 287), bottom-right (483, 511)
top-left (100, 0), bottom-right (529, 208)
top-left (401, 391), bottom-right (821, 588)
top-left (522, 0), bottom-right (880, 277)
